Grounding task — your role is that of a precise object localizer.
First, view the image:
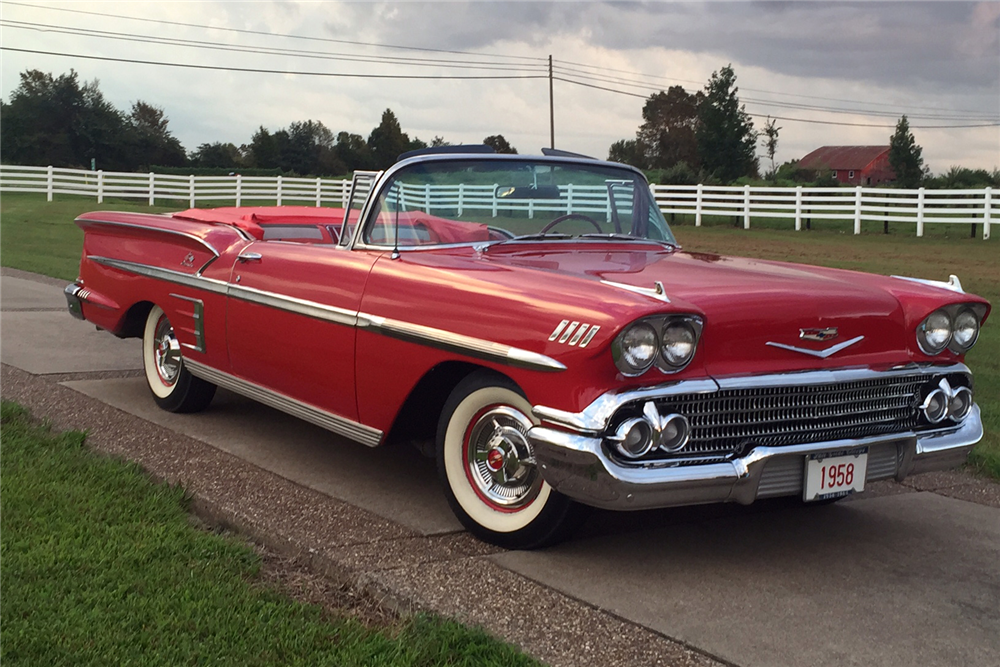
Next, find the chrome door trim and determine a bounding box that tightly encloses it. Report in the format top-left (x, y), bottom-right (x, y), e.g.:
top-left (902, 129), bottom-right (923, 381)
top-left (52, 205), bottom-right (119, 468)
top-left (358, 313), bottom-right (567, 373)
top-left (227, 283), bottom-right (359, 327)
top-left (184, 359), bottom-right (384, 447)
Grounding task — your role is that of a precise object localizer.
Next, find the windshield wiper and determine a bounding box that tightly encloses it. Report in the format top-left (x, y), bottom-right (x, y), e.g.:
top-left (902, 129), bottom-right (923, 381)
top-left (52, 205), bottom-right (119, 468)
top-left (486, 232), bottom-right (573, 249)
top-left (578, 233), bottom-right (677, 247)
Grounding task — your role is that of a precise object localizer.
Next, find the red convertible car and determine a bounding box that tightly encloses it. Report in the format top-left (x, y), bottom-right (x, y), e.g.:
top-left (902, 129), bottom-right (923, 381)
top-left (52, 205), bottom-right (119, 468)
top-left (66, 148), bottom-right (990, 548)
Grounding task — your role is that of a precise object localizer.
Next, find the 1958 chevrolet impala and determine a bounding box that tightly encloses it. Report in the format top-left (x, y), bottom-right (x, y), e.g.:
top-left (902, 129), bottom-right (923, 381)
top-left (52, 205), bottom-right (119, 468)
top-left (66, 147), bottom-right (990, 548)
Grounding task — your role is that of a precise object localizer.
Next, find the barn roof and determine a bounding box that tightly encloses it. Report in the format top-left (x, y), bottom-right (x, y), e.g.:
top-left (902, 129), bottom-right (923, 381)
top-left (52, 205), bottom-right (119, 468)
top-left (798, 146), bottom-right (890, 170)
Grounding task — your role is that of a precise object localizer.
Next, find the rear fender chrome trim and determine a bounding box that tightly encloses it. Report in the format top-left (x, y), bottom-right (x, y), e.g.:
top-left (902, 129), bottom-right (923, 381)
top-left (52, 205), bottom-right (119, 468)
top-left (184, 359), bottom-right (383, 447)
top-left (169, 293), bottom-right (206, 353)
top-left (89, 256), bottom-right (229, 294)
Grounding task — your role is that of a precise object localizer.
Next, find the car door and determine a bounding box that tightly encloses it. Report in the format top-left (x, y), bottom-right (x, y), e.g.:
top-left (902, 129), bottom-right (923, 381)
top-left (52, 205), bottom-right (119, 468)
top-left (225, 240), bottom-right (384, 424)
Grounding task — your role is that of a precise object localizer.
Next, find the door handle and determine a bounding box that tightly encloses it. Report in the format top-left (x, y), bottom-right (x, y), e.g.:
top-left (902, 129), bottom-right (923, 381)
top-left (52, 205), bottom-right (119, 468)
top-left (237, 252), bottom-right (262, 263)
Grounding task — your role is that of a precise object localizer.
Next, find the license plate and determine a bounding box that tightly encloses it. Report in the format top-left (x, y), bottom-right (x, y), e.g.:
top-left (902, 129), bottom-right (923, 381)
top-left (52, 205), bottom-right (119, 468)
top-left (803, 447), bottom-right (868, 501)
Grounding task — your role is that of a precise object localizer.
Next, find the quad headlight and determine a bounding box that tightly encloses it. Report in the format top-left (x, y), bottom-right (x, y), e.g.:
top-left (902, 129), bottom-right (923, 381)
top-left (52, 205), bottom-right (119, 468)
top-left (916, 305), bottom-right (984, 356)
top-left (612, 315), bottom-right (703, 377)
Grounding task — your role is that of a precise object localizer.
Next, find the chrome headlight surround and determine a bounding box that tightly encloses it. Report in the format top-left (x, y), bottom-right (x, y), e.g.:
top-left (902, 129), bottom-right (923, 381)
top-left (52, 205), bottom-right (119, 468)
top-left (612, 315), bottom-right (703, 377)
top-left (916, 303), bottom-right (986, 356)
top-left (611, 322), bottom-right (659, 376)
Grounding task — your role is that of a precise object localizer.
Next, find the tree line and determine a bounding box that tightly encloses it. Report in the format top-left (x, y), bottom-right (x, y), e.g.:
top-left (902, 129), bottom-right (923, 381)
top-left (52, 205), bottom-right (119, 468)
top-left (0, 69), bottom-right (517, 176)
top-left (608, 65), bottom-right (998, 189)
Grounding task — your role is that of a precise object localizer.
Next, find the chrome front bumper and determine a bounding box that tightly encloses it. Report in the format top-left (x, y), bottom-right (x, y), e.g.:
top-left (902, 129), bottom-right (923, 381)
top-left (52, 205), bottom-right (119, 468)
top-left (528, 402), bottom-right (983, 512)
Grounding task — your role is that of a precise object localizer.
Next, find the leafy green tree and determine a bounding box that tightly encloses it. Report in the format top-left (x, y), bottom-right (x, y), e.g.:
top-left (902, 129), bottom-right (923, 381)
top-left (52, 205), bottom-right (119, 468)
top-left (888, 115), bottom-right (925, 188)
top-left (607, 138), bottom-right (644, 167)
top-left (334, 132), bottom-right (373, 172)
top-left (636, 86), bottom-right (703, 170)
top-left (367, 109), bottom-right (411, 168)
top-left (761, 116), bottom-right (780, 179)
top-left (483, 134), bottom-right (517, 154)
top-left (0, 69), bottom-right (134, 170)
top-left (430, 136), bottom-right (450, 147)
top-left (128, 101), bottom-right (186, 169)
top-left (189, 142), bottom-right (242, 169)
top-left (247, 126), bottom-right (280, 169)
top-left (696, 64), bottom-right (758, 182)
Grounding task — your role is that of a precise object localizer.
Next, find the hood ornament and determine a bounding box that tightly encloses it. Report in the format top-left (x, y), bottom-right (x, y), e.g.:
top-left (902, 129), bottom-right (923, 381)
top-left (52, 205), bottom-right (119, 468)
top-left (766, 335), bottom-right (864, 359)
top-left (800, 327), bottom-right (838, 342)
top-left (601, 279), bottom-right (670, 303)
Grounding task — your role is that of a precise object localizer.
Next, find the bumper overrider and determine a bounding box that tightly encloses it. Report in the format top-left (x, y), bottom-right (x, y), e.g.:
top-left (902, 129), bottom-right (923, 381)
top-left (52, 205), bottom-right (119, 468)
top-left (527, 364), bottom-right (983, 510)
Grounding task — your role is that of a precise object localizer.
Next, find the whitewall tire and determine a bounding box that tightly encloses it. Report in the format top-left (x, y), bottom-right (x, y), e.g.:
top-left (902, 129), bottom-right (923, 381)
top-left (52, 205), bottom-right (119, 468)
top-left (142, 305), bottom-right (216, 413)
top-left (437, 371), bottom-right (583, 549)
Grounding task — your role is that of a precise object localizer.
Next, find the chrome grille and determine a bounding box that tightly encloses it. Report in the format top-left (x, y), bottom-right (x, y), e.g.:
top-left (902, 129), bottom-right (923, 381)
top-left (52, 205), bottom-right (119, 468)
top-left (648, 374), bottom-right (926, 458)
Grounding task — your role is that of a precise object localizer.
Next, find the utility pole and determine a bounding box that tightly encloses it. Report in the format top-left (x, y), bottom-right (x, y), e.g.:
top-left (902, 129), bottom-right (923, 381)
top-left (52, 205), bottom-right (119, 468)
top-left (548, 55), bottom-right (555, 149)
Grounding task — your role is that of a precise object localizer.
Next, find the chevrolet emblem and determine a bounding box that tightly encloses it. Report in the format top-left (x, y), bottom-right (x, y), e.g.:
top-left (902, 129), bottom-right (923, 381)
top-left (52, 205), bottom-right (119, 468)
top-left (800, 327), bottom-right (838, 342)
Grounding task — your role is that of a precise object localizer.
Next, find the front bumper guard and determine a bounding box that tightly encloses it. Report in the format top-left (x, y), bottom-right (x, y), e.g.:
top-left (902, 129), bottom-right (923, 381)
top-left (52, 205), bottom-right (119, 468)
top-left (528, 405), bottom-right (983, 511)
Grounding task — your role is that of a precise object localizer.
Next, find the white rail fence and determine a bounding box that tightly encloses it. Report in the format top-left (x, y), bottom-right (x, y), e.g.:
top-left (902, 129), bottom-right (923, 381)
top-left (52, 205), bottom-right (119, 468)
top-left (1, 164), bottom-right (993, 240)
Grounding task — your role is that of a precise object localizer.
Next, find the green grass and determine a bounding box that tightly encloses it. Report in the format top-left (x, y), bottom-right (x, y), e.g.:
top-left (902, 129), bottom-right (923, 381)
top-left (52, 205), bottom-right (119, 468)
top-left (0, 401), bottom-right (538, 666)
top-left (1, 192), bottom-right (996, 476)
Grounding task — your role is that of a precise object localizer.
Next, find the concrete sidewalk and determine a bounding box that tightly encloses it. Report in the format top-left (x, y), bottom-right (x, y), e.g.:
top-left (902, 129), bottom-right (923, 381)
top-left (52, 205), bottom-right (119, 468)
top-left (3, 267), bottom-right (999, 667)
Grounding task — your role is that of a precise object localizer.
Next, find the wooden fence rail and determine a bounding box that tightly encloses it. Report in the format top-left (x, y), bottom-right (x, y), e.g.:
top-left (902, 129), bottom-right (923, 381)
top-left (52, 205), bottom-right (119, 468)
top-left (0, 165), bottom-right (993, 239)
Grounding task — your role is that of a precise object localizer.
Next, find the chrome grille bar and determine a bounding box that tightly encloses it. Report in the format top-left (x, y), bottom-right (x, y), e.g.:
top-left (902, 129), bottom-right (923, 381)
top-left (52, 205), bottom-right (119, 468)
top-left (644, 374), bottom-right (927, 458)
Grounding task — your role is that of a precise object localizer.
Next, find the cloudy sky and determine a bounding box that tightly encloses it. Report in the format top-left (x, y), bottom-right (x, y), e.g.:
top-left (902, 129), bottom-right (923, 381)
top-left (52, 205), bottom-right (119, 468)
top-left (2, 1), bottom-right (998, 172)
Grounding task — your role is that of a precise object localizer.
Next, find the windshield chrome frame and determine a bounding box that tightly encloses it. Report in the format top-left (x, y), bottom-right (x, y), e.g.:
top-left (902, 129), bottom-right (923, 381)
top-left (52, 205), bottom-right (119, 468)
top-left (346, 153), bottom-right (665, 253)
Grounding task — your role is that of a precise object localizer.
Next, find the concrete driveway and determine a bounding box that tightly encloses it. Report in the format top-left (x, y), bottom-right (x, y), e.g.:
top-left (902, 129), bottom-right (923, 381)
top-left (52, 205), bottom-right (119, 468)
top-left (3, 269), bottom-right (998, 667)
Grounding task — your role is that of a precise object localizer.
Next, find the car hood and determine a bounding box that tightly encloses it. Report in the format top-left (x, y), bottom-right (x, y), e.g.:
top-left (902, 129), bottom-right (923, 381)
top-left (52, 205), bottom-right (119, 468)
top-left (480, 244), bottom-right (929, 376)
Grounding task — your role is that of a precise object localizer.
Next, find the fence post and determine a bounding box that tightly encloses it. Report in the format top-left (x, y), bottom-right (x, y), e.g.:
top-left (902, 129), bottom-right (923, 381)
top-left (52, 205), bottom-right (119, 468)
top-left (695, 184), bottom-right (703, 227)
top-left (236, 174), bottom-right (242, 207)
top-left (916, 187), bottom-right (925, 237)
top-left (566, 183), bottom-right (574, 215)
top-left (97, 170), bottom-right (104, 203)
top-left (492, 183), bottom-right (498, 217)
top-left (794, 186), bottom-right (802, 231)
top-left (424, 183), bottom-right (431, 213)
top-left (341, 179), bottom-right (349, 209)
top-left (315, 177), bottom-right (322, 207)
top-left (743, 184), bottom-right (751, 229)
top-left (984, 187), bottom-right (992, 241)
top-left (148, 172), bottom-right (155, 206)
top-left (189, 174), bottom-right (195, 208)
top-left (458, 183), bottom-right (464, 216)
top-left (854, 186), bottom-right (863, 235)
top-left (276, 175), bottom-right (283, 206)
top-left (46, 165), bottom-right (54, 202)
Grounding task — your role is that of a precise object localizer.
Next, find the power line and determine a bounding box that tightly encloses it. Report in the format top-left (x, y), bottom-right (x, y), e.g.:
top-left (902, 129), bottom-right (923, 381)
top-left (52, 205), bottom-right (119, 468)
top-left (0, 47), bottom-right (548, 81)
top-left (555, 58), bottom-right (996, 117)
top-left (551, 65), bottom-right (998, 122)
top-left (3, 1), bottom-right (545, 63)
top-left (553, 77), bottom-right (1000, 129)
top-left (1, 20), bottom-right (547, 73)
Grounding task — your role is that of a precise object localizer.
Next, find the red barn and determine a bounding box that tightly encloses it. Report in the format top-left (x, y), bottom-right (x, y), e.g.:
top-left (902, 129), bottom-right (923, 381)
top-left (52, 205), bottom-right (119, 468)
top-left (798, 146), bottom-right (895, 185)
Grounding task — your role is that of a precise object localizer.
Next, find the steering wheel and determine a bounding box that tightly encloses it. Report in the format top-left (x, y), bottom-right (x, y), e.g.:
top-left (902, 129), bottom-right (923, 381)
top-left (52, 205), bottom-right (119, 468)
top-left (538, 213), bottom-right (603, 234)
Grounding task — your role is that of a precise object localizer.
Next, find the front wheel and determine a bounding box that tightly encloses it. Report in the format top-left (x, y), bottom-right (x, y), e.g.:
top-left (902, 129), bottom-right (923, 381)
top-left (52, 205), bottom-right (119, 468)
top-left (437, 371), bottom-right (582, 549)
top-left (142, 305), bottom-right (216, 413)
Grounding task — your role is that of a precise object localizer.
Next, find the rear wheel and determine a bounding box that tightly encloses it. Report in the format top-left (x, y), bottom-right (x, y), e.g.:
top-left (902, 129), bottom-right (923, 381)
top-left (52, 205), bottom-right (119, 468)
top-left (142, 305), bottom-right (216, 413)
top-left (437, 371), bottom-right (582, 549)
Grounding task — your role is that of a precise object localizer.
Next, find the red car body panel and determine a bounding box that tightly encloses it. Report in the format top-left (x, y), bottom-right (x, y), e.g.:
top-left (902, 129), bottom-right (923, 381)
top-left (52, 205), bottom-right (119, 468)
top-left (71, 200), bottom-right (990, 440)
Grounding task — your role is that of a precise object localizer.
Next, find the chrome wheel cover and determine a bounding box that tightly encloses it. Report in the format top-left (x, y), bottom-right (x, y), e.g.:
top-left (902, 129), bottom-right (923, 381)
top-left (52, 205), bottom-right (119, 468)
top-left (466, 405), bottom-right (541, 509)
top-left (153, 315), bottom-right (182, 386)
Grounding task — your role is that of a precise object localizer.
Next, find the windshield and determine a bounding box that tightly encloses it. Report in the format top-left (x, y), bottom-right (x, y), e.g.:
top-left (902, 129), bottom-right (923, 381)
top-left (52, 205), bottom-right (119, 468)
top-left (360, 158), bottom-right (676, 248)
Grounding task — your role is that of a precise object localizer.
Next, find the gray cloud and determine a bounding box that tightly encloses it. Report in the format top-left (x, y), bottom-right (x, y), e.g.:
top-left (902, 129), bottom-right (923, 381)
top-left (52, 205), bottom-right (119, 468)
top-left (335, 2), bottom-right (998, 106)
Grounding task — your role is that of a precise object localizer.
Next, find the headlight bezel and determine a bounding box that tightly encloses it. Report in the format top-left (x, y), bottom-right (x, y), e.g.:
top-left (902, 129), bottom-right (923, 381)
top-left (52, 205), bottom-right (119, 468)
top-left (916, 303), bottom-right (986, 356)
top-left (612, 315), bottom-right (703, 377)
